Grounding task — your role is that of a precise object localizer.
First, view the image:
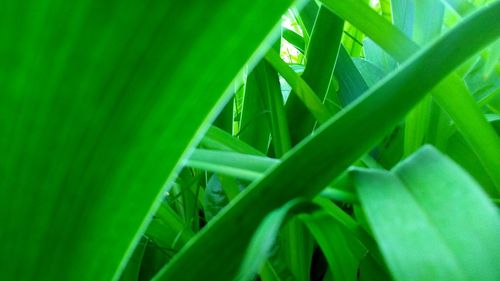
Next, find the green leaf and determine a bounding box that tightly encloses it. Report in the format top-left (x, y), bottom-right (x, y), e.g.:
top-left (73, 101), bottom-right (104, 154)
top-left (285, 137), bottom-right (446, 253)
top-left (321, 0), bottom-right (500, 194)
top-left (119, 237), bottom-right (147, 281)
top-left (282, 28), bottom-right (305, 53)
top-left (200, 126), bottom-right (265, 156)
top-left (352, 58), bottom-right (387, 87)
top-left (237, 199), bottom-right (316, 281)
top-left (442, 0), bottom-right (476, 16)
top-left (362, 38), bottom-right (397, 74)
top-left (0, 1), bottom-right (295, 280)
top-left (145, 202), bottom-right (195, 252)
top-left (301, 211), bottom-right (367, 281)
top-left (187, 149), bottom-right (279, 181)
top-left (401, 0), bottom-right (444, 156)
top-left (285, 6), bottom-right (344, 144)
top-left (357, 254), bottom-right (392, 281)
top-left (204, 175), bottom-right (230, 222)
top-left (329, 47), bottom-right (369, 106)
top-left (391, 0), bottom-right (415, 37)
top-left (260, 60), bottom-right (292, 157)
top-left (154, 4), bottom-right (500, 280)
top-left (239, 61), bottom-right (274, 154)
top-left (353, 145), bottom-right (500, 281)
top-left (265, 49), bottom-right (332, 123)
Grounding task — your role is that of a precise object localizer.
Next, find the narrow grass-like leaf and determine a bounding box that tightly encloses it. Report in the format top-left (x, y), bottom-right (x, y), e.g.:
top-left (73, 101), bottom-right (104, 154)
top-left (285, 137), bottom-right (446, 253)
top-left (154, 5), bottom-right (500, 280)
top-left (313, 198), bottom-right (382, 264)
top-left (297, 1), bottom-right (318, 40)
top-left (329, 48), bottom-right (369, 106)
top-left (442, 0), bottom-right (476, 15)
top-left (353, 145), bottom-right (500, 281)
top-left (282, 28), bottom-right (305, 53)
top-left (265, 49), bottom-right (332, 123)
top-left (237, 200), bottom-right (316, 281)
top-left (239, 61), bottom-right (273, 153)
top-left (402, 0), bottom-right (444, 156)
top-left (260, 61), bottom-right (292, 157)
top-left (379, 0), bottom-right (392, 22)
top-left (200, 126), bottom-right (265, 156)
top-left (187, 149), bottom-right (279, 181)
top-left (285, 6), bottom-right (344, 144)
top-left (301, 211), bottom-right (367, 281)
top-left (188, 149), bottom-right (358, 204)
top-left (145, 202), bottom-right (195, 251)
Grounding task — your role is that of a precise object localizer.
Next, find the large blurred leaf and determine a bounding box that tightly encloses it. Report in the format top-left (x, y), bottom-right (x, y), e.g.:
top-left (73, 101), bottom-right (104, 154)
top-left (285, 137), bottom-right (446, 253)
top-left (154, 4), bottom-right (500, 280)
top-left (0, 1), bottom-right (295, 280)
top-left (353, 145), bottom-right (500, 281)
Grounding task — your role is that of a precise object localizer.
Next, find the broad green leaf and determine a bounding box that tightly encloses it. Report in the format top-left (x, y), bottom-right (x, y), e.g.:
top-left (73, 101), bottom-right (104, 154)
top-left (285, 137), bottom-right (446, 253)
top-left (154, 5), bottom-right (500, 280)
top-left (0, 1), bottom-right (295, 280)
top-left (321, 0), bottom-right (500, 194)
top-left (353, 145), bottom-right (500, 281)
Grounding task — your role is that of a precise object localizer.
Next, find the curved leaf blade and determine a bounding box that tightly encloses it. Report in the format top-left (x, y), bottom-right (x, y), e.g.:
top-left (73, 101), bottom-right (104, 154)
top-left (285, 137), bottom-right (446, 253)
top-left (0, 1), bottom-right (294, 280)
top-left (353, 145), bottom-right (500, 281)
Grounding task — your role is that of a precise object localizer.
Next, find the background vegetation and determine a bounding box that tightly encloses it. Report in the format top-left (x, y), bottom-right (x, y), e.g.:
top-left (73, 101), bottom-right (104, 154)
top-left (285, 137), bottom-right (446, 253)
top-left (1, 0), bottom-right (499, 280)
